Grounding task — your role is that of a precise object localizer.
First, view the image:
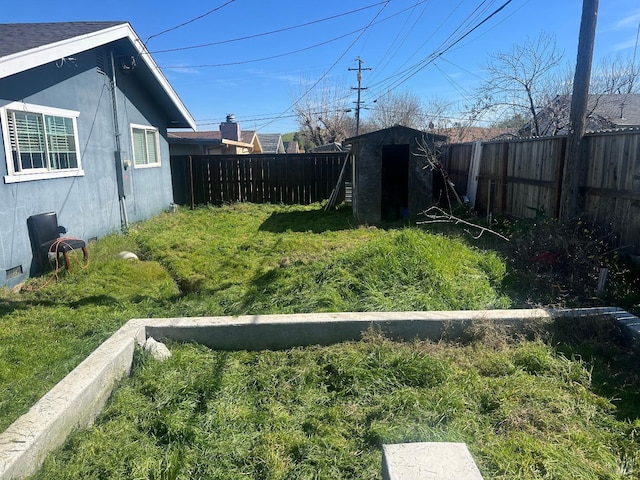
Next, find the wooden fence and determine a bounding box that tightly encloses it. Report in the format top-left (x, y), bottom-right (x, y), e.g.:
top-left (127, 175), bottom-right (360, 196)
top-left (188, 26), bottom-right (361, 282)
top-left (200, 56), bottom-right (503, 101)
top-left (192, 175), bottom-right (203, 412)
top-left (442, 129), bottom-right (640, 250)
top-left (170, 153), bottom-right (350, 207)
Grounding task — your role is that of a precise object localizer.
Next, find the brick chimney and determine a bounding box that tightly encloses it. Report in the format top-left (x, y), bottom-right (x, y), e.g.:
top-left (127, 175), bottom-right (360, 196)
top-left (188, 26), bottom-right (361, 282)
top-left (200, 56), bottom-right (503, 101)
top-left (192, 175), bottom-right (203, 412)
top-left (220, 114), bottom-right (240, 141)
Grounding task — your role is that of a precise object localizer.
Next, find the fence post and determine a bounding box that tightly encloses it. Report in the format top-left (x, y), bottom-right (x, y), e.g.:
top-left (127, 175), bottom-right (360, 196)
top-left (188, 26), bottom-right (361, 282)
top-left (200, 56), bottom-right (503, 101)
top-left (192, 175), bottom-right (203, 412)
top-left (188, 155), bottom-right (194, 210)
top-left (554, 137), bottom-right (567, 219)
top-left (500, 142), bottom-right (509, 214)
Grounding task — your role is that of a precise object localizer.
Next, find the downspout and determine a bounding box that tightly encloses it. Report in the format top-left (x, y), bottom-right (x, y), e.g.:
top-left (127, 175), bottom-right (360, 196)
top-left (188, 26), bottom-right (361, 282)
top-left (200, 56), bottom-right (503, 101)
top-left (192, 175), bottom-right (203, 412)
top-left (110, 51), bottom-right (129, 231)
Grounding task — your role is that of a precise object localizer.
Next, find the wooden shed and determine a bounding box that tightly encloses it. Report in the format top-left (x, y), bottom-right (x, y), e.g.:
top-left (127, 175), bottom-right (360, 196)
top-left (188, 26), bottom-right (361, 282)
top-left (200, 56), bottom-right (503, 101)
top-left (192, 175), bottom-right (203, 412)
top-left (344, 126), bottom-right (447, 225)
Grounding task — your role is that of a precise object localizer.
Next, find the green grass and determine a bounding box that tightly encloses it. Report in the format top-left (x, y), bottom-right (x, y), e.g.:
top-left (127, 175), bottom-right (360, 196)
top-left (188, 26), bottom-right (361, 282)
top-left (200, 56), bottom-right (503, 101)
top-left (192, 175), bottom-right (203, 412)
top-left (0, 203), bottom-right (508, 432)
top-left (0, 202), bottom-right (639, 479)
top-left (31, 329), bottom-right (640, 479)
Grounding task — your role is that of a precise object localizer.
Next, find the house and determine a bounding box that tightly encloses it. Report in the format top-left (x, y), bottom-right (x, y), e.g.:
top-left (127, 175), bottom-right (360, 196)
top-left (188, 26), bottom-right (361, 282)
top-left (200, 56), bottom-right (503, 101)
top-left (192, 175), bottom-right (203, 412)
top-left (168, 115), bottom-right (262, 155)
top-left (0, 22), bottom-right (195, 287)
top-left (257, 133), bottom-right (285, 154)
top-left (310, 142), bottom-right (346, 153)
top-left (344, 125), bottom-right (447, 225)
top-left (519, 94), bottom-right (640, 136)
top-left (437, 127), bottom-right (518, 143)
top-left (283, 140), bottom-right (300, 154)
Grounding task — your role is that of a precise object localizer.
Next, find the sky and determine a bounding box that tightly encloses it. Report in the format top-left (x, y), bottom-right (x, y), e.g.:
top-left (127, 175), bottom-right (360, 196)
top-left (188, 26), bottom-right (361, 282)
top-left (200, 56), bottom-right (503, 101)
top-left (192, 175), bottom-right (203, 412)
top-left (4, 0), bottom-right (640, 134)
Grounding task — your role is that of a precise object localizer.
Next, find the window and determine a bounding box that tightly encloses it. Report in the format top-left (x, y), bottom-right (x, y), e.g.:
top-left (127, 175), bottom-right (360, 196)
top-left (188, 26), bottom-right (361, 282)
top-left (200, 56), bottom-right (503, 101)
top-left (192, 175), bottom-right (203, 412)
top-left (131, 125), bottom-right (160, 167)
top-left (1, 102), bottom-right (82, 183)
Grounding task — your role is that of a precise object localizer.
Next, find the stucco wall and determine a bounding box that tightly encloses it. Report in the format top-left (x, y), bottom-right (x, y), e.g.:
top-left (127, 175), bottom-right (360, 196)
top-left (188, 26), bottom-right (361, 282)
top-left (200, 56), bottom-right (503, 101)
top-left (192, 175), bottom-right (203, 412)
top-left (0, 47), bottom-right (174, 287)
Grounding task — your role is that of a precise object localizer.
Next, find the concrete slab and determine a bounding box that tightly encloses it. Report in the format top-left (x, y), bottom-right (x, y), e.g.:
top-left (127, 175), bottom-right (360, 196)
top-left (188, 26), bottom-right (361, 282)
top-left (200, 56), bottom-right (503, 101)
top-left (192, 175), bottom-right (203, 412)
top-left (382, 442), bottom-right (484, 480)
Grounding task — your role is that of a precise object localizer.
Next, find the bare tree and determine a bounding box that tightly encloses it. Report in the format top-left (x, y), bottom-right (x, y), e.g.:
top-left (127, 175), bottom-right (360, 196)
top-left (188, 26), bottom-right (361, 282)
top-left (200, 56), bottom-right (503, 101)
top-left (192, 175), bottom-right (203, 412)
top-left (293, 79), bottom-right (355, 147)
top-left (366, 90), bottom-right (425, 130)
top-left (423, 96), bottom-right (456, 132)
top-left (526, 54), bottom-right (640, 136)
top-left (476, 32), bottom-right (564, 137)
top-left (417, 95), bottom-right (498, 143)
top-left (592, 53), bottom-right (640, 95)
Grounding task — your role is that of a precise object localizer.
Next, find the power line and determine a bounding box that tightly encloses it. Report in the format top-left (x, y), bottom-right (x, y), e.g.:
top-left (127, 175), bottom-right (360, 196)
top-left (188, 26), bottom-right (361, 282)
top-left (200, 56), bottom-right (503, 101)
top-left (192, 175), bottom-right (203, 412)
top-left (365, 0), bottom-right (503, 98)
top-left (367, 0), bottom-right (466, 88)
top-left (255, 1), bottom-right (391, 132)
top-left (145, 0), bottom-right (236, 43)
top-left (162, 30), bottom-right (359, 68)
top-left (149, 0), bottom-right (392, 54)
top-left (442, 0), bottom-right (532, 54)
top-left (433, 62), bottom-right (472, 99)
top-left (168, 0), bottom-right (516, 134)
top-left (155, 0), bottom-right (431, 69)
top-left (366, 0), bottom-right (514, 101)
top-left (367, 0), bottom-right (431, 84)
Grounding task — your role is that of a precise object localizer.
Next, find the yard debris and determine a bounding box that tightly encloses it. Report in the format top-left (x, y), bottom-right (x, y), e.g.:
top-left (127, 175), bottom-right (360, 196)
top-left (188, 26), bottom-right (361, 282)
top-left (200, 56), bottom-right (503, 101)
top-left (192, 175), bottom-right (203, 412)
top-left (418, 206), bottom-right (510, 241)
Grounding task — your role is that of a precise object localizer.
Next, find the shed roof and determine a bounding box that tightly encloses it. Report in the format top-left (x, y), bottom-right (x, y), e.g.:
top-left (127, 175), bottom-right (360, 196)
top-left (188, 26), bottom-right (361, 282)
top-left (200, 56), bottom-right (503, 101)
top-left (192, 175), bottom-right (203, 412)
top-left (345, 125), bottom-right (448, 144)
top-left (0, 21), bottom-right (195, 129)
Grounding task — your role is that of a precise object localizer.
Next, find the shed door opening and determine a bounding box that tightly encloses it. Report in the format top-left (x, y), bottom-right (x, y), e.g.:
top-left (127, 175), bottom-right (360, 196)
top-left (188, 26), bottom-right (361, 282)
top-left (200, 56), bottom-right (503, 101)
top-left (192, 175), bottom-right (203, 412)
top-left (381, 144), bottom-right (410, 221)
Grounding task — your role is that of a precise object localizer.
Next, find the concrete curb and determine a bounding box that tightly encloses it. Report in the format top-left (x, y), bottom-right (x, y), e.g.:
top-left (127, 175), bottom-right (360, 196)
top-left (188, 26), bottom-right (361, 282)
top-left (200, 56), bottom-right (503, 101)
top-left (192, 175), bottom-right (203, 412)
top-left (0, 307), bottom-right (636, 479)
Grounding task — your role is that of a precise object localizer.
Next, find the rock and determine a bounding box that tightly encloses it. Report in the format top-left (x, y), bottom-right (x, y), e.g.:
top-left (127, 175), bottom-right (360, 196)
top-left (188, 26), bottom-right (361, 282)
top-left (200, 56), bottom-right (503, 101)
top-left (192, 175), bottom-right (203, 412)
top-left (118, 251), bottom-right (139, 261)
top-left (143, 337), bottom-right (171, 360)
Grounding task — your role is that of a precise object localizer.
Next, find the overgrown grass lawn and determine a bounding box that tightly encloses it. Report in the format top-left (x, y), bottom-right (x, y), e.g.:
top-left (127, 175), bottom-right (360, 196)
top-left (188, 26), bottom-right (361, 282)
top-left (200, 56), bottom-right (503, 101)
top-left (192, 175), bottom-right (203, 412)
top-left (1, 203), bottom-right (639, 479)
top-left (0, 203), bottom-right (507, 432)
top-left (33, 329), bottom-right (640, 479)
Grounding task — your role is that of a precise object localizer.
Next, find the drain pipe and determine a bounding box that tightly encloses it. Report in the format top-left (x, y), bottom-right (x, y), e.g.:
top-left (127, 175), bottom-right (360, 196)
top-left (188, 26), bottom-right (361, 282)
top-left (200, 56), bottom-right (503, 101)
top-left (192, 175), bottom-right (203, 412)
top-left (110, 51), bottom-right (129, 231)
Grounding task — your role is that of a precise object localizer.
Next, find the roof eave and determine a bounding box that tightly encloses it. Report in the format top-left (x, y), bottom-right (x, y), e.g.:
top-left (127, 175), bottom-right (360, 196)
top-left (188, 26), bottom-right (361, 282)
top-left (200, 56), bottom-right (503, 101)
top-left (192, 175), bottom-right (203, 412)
top-left (221, 138), bottom-right (254, 148)
top-left (0, 22), bottom-right (196, 130)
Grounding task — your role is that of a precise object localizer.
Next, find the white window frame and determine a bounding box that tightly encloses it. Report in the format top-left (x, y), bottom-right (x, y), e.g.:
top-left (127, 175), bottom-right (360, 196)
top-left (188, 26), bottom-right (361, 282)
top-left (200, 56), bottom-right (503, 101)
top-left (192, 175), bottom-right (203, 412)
top-left (130, 124), bottom-right (161, 168)
top-left (1, 101), bottom-right (83, 183)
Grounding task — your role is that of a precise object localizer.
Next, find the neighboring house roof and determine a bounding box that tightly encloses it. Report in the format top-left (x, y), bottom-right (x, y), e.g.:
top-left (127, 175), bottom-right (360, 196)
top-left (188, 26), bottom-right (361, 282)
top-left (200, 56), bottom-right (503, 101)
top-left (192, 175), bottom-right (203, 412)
top-left (0, 21), bottom-right (195, 129)
top-left (519, 94), bottom-right (640, 136)
top-left (241, 131), bottom-right (258, 146)
top-left (310, 142), bottom-right (347, 153)
top-left (586, 94), bottom-right (640, 128)
top-left (167, 131), bottom-right (222, 146)
top-left (168, 129), bottom-right (262, 153)
top-left (257, 133), bottom-right (285, 154)
top-left (284, 141), bottom-right (300, 154)
top-left (168, 130), bottom-right (258, 142)
top-left (437, 127), bottom-right (518, 143)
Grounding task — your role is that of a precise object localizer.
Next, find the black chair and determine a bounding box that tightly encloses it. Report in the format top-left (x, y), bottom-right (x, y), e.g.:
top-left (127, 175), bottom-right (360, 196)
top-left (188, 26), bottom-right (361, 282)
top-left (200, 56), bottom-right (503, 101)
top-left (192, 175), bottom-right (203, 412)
top-left (27, 212), bottom-right (88, 272)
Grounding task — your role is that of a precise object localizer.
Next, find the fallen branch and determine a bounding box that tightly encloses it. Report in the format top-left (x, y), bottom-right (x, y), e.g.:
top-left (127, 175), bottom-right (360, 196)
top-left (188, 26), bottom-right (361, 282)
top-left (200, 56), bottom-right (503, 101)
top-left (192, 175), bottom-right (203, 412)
top-left (414, 135), bottom-right (464, 210)
top-left (418, 206), bottom-right (510, 241)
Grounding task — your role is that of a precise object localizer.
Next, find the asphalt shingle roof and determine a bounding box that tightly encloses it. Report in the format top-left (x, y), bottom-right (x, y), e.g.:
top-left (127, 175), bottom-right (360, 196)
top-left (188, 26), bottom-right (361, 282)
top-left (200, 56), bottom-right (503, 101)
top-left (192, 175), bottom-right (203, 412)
top-left (0, 22), bottom-right (126, 58)
top-left (257, 133), bottom-right (283, 153)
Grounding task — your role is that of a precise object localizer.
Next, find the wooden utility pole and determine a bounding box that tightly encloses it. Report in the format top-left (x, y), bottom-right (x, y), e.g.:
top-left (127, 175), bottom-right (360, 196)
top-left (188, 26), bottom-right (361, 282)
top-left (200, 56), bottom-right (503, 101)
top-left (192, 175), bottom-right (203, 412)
top-left (559, 0), bottom-right (599, 220)
top-left (349, 57), bottom-right (370, 136)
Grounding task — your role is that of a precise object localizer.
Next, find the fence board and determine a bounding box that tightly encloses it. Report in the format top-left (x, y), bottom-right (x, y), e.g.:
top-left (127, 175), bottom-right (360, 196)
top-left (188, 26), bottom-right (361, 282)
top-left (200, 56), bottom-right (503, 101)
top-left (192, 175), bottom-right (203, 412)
top-left (171, 153), bottom-right (350, 208)
top-left (442, 129), bottom-right (640, 251)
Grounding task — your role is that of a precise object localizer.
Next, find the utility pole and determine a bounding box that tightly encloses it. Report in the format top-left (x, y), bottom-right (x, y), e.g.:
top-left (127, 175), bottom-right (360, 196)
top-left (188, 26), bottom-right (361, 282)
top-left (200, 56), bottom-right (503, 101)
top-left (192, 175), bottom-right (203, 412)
top-left (349, 57), bottom-right (370, 136)
top-left (560, 0), bottom-right (599, 220)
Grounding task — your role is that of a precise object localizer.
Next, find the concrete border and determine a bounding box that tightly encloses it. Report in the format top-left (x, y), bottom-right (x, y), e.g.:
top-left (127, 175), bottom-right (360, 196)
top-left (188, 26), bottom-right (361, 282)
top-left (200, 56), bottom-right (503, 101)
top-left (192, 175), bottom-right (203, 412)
top-left (0, 307), bottom-right (637, 479)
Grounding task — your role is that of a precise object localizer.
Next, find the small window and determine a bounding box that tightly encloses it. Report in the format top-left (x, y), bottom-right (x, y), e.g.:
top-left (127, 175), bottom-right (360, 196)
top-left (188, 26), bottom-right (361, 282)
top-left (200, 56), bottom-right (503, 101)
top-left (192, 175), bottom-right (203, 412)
top-left (1, 102), bottom-right (82, 183)
top-left (131, 125), bottom-right (160, 167)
